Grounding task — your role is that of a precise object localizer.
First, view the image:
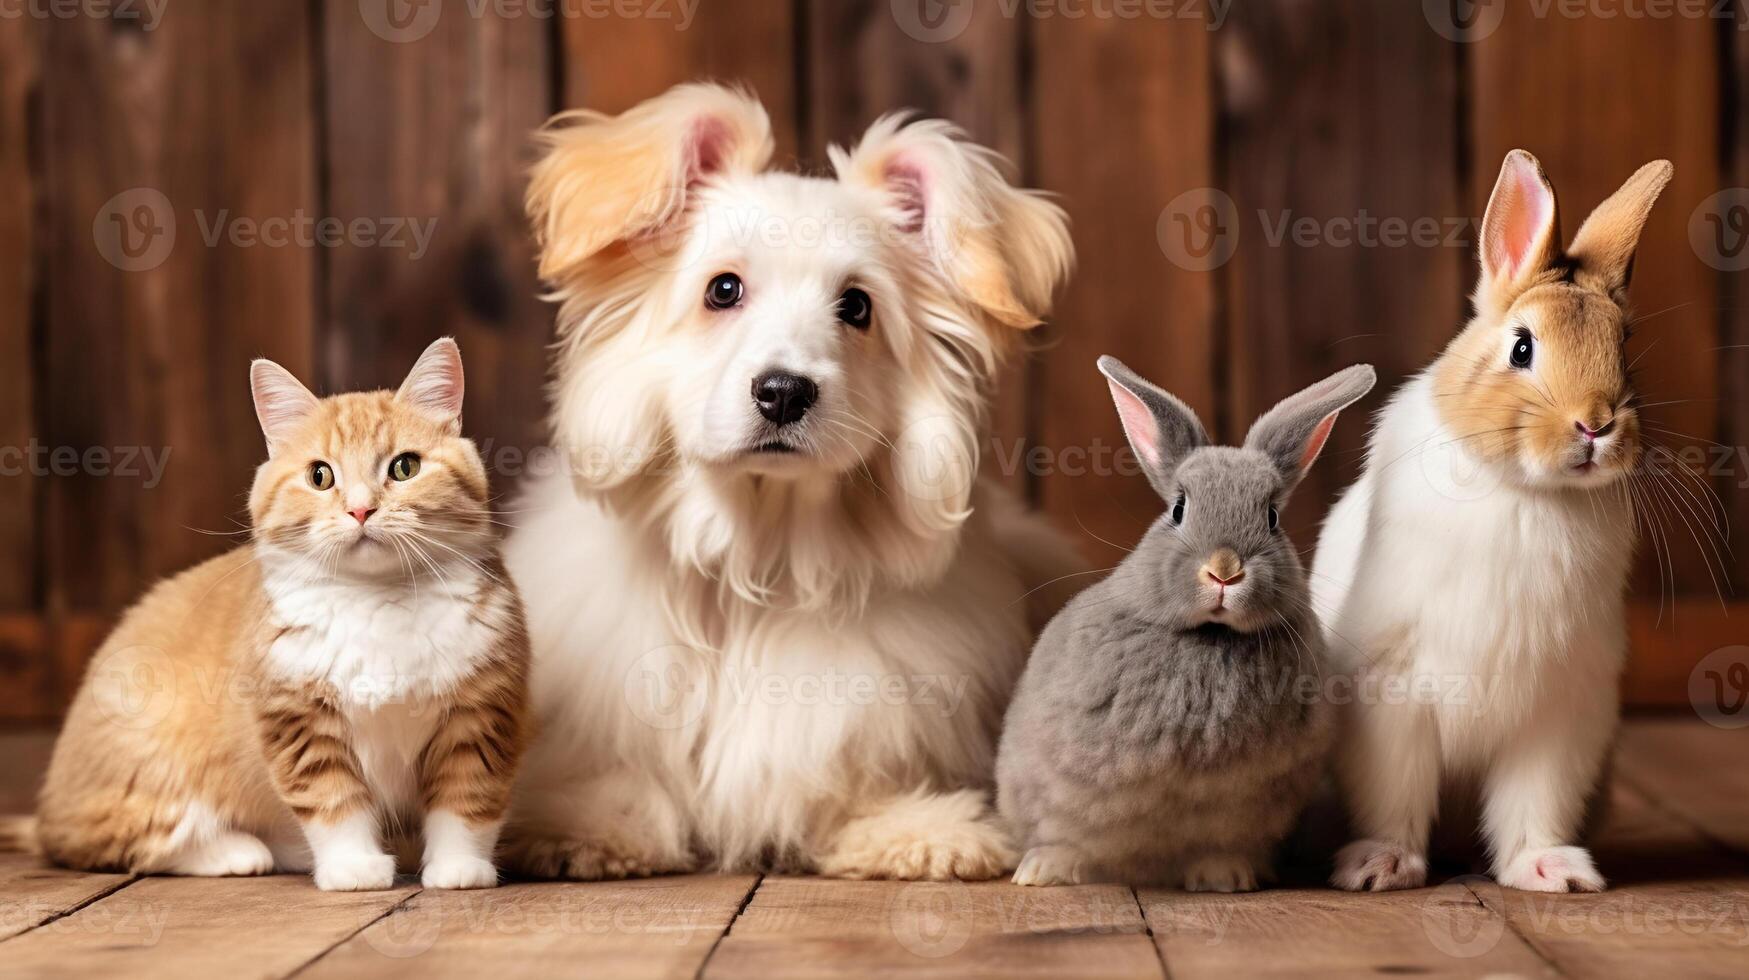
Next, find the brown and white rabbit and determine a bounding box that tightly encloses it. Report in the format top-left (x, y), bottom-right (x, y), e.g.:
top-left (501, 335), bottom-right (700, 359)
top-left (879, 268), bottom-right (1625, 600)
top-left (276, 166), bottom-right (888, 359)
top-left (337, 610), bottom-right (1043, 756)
top-left (1314, 150), bottom-right (1671, 893)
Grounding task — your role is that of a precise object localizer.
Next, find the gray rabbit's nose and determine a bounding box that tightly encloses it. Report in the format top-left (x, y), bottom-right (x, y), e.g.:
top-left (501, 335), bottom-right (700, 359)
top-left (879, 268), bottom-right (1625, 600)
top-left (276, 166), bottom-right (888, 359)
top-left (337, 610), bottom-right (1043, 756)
top-left (1201, 549), bottom-right (1246, 586)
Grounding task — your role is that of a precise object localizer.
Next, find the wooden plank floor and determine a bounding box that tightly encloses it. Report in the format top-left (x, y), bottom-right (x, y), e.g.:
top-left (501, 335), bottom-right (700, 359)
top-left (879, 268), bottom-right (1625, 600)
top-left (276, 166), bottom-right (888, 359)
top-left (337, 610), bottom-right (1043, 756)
top-left (1, 718), bottom-right (1745, 978)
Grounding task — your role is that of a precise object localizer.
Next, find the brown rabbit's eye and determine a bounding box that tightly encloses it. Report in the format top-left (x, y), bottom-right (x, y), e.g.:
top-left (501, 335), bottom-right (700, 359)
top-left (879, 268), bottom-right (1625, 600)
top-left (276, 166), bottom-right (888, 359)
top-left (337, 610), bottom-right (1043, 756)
top-left (1510, 329), bottom-right (1535, 369)
top-left (308, 462), bottom-right (335, 491)
top-left (1268, 505), bottom-right (1280, 531)
top-left (389, 452), bottom-right (421, 481)
top-left (1171, 493), bottom-right (1187, 526)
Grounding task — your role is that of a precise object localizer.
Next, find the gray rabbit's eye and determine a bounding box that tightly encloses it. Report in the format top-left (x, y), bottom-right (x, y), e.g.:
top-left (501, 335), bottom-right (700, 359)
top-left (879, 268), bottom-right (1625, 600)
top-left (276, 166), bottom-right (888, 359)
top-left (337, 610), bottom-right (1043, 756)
top-left (1171, 493), bottom-right (1186, 526)
top-left (1268, 505), bottom-right (1280, 531)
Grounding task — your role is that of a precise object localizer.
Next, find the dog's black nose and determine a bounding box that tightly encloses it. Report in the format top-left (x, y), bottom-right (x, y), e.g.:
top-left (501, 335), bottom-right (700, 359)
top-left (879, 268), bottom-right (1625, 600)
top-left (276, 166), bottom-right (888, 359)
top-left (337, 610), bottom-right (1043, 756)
top-left (752, 371), bottom-right (817, 426)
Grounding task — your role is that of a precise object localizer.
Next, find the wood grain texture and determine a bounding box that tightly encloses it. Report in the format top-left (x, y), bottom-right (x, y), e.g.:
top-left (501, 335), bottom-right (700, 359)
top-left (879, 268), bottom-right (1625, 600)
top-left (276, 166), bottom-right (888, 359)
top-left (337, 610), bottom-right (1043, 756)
top-left (559, 0), bottom-right (798, 160)
top-left (302, 875), bottom-right (758, 979)
top-left (1217, 2), bottom-right (1464, 551)
top-left (1473, 781), bottom-right (1749, 978)
top-left (0, 874), bottom-right (415, 978)
top-left (0, 727), bottom-right (53, 813)
top-left (36, 3), bottom-right (317, 622)
top-left (1140, 883), bottom-right (1553, 978)
top-left (803, 0), bottom-right (1033, 494)
top-left (321, 0), bottom-right (554, 495)
top-left (0, 854), bottom-right (132, 942)
top-left (1030, 13), bottom-right (1217, 565)
top-left (1623, 600), bottom-right (1747, 708)
top-left (0, 17), bottom-right (38, 611)
top-left (702, 876), bottom-right (1162, 979)
top-left (1727, 16), bottom-right (1749, 597)
top-left (1470, 9), bottom-right (1722, 597)
top-left (1617, 717), bottom-right (1749, 856)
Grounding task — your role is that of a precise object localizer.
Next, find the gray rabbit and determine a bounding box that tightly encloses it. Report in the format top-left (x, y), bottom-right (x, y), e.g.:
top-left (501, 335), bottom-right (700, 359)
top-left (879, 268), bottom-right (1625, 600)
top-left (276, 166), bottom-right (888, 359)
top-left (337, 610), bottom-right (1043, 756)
top-left (995, 356), bottom-right (1376, 890)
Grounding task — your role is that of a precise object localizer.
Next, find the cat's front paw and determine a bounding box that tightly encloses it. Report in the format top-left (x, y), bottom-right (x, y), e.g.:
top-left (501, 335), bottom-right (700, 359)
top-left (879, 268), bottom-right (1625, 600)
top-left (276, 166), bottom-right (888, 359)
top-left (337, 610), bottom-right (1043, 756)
top-left (1183, 855), bottom-right (1259, 893)
top-left (1331, 839), bottom-right (1427, 892)
top-left (1012, 845), bottom-right (1088, 887)
top-left (422, 855), bottom-right (498, 890)
top-left (314, 851), bottom-right (398, 891)
top-left (1497, 846), bottom-right (1605, 893)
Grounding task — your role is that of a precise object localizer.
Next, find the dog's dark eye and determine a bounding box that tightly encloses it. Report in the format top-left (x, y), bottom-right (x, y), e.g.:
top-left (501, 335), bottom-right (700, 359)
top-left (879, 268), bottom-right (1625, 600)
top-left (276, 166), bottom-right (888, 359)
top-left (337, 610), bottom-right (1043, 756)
top-left (837, 287), bottom-right (872, 330)
top-left (1510, 329), bottom-right (1534, 369)
top-left (1171, 492), bottom-right (1186, 526)
top-left (1268, 505), bottom-right (1280, 532)
top-left (706, 272), bottom-right (743, 310)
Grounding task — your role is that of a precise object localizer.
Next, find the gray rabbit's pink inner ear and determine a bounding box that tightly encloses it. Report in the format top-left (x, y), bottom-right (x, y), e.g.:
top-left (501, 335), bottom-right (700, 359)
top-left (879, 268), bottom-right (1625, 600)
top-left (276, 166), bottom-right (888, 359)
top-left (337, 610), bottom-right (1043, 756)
top-left (1106, 378), bottom-right (1163, 472)
top-left (1296, 411), bottom-right (1341, 476)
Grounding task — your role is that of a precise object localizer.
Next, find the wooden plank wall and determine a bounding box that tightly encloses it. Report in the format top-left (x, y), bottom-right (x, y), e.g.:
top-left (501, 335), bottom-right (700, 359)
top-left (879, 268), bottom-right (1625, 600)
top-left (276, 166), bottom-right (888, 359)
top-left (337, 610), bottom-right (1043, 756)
top-left (0, 1), bottom-right (1742, 723)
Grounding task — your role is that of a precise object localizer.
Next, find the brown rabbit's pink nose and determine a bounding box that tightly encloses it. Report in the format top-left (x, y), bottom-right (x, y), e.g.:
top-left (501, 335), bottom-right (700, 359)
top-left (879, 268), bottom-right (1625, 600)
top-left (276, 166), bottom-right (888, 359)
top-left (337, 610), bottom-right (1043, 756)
top-left (350, 507), bottom-right (376, 525)
top-left (1201, 549), bottom-right (1245, 587)
top-left (1574, 417), bottom-right (1617, 441)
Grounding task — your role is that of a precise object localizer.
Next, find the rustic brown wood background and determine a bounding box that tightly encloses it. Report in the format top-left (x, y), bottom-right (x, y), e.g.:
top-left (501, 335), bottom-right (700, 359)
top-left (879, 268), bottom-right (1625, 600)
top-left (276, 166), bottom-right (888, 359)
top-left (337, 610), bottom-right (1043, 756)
top-left (0, 0), bottom-right (1743, 723)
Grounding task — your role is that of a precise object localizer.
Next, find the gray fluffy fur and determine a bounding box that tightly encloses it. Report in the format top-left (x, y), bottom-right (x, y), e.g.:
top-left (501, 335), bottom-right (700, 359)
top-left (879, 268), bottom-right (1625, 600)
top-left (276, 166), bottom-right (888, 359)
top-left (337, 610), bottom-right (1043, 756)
top-left (995, 356), bottom-right (1376, 890)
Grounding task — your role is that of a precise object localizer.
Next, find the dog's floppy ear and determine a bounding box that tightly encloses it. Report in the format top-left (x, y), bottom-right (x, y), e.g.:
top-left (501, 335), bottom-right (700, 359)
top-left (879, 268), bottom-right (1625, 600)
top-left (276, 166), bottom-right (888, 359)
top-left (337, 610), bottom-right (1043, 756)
top-left (527, 83), bottom-right (774, 284)
top-left (831, 115), bottom-right (1073, 329)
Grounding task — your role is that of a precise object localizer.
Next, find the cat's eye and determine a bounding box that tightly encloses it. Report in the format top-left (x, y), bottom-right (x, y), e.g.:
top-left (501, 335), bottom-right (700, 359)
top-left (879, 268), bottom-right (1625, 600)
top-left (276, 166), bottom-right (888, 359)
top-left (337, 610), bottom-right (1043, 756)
top-left (1268, 505), bottom-right (1280, 532)
top-left (389, 452), bottom-right (421, 481)
top-left (1509, 328), bottom-right (1534, 369)
top-left (1171, 492), bottom-right (1187, 526)
top-left (705, 272), bottom-right (743, 310)
top-left (837, 287), bottom-right (872, 330)
top-left (308, 462), bottom-right (335, 491)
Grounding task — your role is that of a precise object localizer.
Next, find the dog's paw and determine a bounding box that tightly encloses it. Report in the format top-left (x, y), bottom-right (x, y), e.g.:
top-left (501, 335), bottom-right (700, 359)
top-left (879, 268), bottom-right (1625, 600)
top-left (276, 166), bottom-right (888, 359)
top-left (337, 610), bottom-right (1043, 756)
top-left (1183, 855), bottom-right (1259, 893)
top-left (422, 855), bottom-right (499, 890)
top-left (314, 850), bottom-right (398, 891)
top-left (1331, 839), bottom-right (1428, 892)
top-left (818, 795), bottom-right (1016, 881)
top-left (1012, 845), bottom-right (1088, 887)
top-left (500, 837), bottom-right (696, 881)
top-left (167, 831), bottom-right (275, 877)
top-left (1497, 846), bottom-right (1605, 893)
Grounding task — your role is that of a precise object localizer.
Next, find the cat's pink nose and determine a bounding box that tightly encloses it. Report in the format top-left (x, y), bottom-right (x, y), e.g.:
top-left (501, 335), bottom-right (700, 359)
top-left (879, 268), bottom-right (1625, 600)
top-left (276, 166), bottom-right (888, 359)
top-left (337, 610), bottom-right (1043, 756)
top-left (349, 507), bottom-right (376, 525)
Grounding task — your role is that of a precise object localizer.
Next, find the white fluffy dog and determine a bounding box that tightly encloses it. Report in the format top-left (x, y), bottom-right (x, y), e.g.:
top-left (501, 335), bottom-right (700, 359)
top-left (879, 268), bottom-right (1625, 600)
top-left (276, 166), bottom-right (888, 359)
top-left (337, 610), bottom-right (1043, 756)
top-left (501, 84), bottom-right (1079, 880)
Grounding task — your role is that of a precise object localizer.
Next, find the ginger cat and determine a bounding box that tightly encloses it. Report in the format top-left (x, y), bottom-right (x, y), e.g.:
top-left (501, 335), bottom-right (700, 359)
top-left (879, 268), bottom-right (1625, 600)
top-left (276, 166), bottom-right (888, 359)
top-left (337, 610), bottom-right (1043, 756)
top-left (36, 338), bottom-right (529, 891)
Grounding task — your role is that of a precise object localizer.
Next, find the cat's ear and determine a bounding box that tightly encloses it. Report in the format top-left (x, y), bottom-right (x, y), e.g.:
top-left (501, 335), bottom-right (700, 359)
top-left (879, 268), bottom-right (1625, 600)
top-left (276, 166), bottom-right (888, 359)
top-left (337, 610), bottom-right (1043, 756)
top-left (397, 337), bottom-right (465, 433)
top-left (250, 359), bottom-right (320, 458)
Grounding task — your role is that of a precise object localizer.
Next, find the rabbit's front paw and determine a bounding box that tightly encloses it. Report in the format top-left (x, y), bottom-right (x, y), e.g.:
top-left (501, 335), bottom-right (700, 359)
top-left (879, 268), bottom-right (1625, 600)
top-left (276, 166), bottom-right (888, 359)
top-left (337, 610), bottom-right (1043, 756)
top-left (1331, 839), bottom-right (1427, 892)
top-left (1012, 845), bottom-right (1088, 887)
top-left (1182, 854), bottom-right (1258, 893)
top-left (1497, 846), bottom-right (1604, 893)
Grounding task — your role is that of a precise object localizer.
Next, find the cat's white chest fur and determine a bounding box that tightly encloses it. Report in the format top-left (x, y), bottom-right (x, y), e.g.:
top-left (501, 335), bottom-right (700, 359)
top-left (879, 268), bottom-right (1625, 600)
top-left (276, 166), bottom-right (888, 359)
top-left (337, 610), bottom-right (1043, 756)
top-left (260, 563), bottom-right (497, 810)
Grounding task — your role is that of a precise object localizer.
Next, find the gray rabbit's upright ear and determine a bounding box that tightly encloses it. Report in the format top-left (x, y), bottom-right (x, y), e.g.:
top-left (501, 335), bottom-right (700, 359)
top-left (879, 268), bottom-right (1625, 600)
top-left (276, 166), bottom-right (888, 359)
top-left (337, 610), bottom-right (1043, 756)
top-left (1243, 364), bottom-right (1377, 495)
top-left (1097, 355), bottom-right (1209, 500)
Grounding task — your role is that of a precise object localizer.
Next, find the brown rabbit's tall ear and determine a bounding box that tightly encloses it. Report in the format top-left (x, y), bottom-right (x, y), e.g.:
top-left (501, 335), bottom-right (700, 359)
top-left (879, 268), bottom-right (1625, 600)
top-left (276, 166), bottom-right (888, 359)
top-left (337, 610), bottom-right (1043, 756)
top-left (1478, 150), bottom-right (1562, 307)
top-left (527, 83), bottom-right (773, 284)
top-left (1566, 159), bottom-right (1674, 305)
top-left (1244, 364), bottom-right (1377, 497)
top-left (831, 115), bottom-right (1073, 330)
